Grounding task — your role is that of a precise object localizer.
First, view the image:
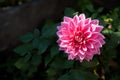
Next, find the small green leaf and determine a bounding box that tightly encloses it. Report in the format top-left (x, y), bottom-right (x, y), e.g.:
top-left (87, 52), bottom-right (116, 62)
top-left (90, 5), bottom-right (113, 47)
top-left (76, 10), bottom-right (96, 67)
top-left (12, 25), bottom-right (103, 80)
top-left (24, 53), bottom-right (32, 62)
top-left (97, 7), bottom-right (103, 13)
top-left (32, 38), bottom-right (40, 48)
top-left (33, 28), bottom-right (40, 38)
top-left (50, 45), bottom-right (59, 58)
top-left (15, 58), bottom-right (29, 71)
top-left (105, 32), bottom-right (120, 49)
top-left (29, 65), bottom-right (37, 73)
top-left (45, 53), bottom-right (51, 67)
top-left (37, 39), bottom-right (51, 54)
top-left (81, 58), bottom-right (99, 68)
top-left (91, 13), bottom-right (97, 19)
top-left (31, 54), bottom-right (41, 65)
top-left (14, 44), bottom-right (33, 56)
top-left (50, 54), bottom-right (74, 69)
top-left (20, 32), bottom-right (33, 43)
top-left (64, 8), bottom-right (76, 17)
top-left (41, 22), bottom-right (56, 38)
top-left (58, 69), bottom-right (97, 80)
top-left (86, 4), bottom-right (94, 12)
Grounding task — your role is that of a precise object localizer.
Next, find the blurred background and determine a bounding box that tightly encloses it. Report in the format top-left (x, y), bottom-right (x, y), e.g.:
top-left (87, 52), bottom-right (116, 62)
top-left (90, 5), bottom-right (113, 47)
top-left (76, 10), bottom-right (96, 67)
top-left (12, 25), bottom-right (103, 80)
top-left (0, 0), bottom-right (120, 80)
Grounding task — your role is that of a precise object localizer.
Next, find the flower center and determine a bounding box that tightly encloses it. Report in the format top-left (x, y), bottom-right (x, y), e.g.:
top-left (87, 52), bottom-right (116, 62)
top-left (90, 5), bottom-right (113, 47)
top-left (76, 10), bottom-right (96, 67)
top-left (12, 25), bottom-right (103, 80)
top-left (74, 32), bottom-right (86, 46)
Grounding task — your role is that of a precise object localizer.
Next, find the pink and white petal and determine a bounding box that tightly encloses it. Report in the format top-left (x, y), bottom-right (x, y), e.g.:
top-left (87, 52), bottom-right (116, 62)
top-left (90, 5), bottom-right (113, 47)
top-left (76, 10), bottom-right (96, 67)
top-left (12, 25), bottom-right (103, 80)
top-left (85, 18), bottom-right (91, 24)
top-left (59, 47), bottom-right (66, 51)
top-left (95, 25), bottom-right (103, 32)
top-left (64, 16), bottom-right (72, 22)
top-left (61, 22), bottom-right (69, 28)
top-left (94, 40), bottom-right (102, 48)
top-left (95, 33), bottom-right (105, 40)
top-left (98, 38), bottom-right (105, 45)
top-left (79, 49), bottom-right (85, 55)
top-left (79, 13), bottom-right (85, 20)
top-left (73, 15), bottom-right (79, 25)
top-left (85, 54), bottom-right (93, 61)
top-left (59, 42), bottom-right (69, 48)
top-left (91, 19), bottom-right (99, 25)
top-left (77, 20), bottom-right (85, 30)
top-left (89, 32), bottom-right (99, 39)
top-left (82, 45), bottom-right (87, 51)
top-left (77, 53), bottom-right (85, 62)
top-left (90, 24), bottom-right (96, 32)
top-left (86, 42), bottom-right (94, 49)
top-left (84, 31), bottom-right (92, 39)
top-left (96, 48), bottom-right (100, 55)
top-left (68, 54), bottom-right (75, 60)
top-left (56, 31), bottom-right (63, 37)
top-left (83, 24), bottom-right (91, 32)
top-left (57, 26), bottom-right (61, 30)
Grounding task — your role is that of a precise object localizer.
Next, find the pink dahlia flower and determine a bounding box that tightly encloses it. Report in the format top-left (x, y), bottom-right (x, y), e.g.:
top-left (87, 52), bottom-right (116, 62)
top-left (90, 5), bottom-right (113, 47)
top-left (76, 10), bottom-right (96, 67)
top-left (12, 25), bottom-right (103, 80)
top-left (56, 13), bottom-right (105, 62)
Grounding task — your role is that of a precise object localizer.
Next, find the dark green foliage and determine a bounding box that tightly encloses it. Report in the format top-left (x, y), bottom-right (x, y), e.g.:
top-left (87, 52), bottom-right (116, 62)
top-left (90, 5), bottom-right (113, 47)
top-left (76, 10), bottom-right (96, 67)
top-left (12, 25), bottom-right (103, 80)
top-left (58, 69), bottom-right (97, 80)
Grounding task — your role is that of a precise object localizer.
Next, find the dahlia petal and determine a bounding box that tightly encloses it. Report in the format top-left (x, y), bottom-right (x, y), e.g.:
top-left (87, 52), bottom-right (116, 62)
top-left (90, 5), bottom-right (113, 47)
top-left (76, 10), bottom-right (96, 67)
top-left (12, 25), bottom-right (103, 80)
top-left (59, 47), bottom-right (66, 51)
top-left (85, 54), bottom-right (93, 61)
top-left (57, 26), bottom-right (61, 30)
top-left (69, 20), bottom-right (76, 28)
top-left (78, 54), bottom-right (85, 62)
top-left (85, 18), bottom-right (91, 24)
top-left (90, 32), bottom-right (99, 39)
top-left (77, 21), bottom-right (82, 31)
top-left (79, 49), bottom-right (85, 55)
top-left (82, 45), bottom-right (87, 51)
top-left (68, 54), bottom-right (75, 60)
top-left (83, 24), bottom-right (91, 32)
top-left (60, 42), bottom-right (68, 48)
top-left (91, 19), bottom-right (99, 25)
top-left (97, 33), bottom-right (105, 39)
top-left (79, 13), bottom-right (85, 20)
top-left (84, 32), bottom-right (92, 38)
top-left (73, 15), bottom-right (79, 25)
top-left (95, 40), bottom-right (102, 48)
top-left (61, 22), bottom-right (69, 28)
top-left (95, 25), bottom-right (103, 32)
top-left (78, 20), bottom-right (84, 30)
top-left (64, 16), bottom-right (72, 22)
top-left (86, 42), bottom-right (94, 49)
top-left (98, 38), bottom-right (105, 45)
top-left (90, 24), bottom-right (96, 31)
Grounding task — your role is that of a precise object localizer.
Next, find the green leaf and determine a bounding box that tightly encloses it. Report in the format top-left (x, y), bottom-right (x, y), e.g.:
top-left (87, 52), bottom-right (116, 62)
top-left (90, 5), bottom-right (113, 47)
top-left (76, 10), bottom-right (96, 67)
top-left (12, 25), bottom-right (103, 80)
top-left (81, 58), bottom-right (99, 68)
top-left (58, 69), bottom-right (97, 80)
top-left (31, 54), bottom-right (42, 65)
top-left (105, 32), bottom-right (120, 49)
top-left (29, 65), bottom-right (37, 73)
top-left (50, 45), bottom-right (59, 58)
top-left (86, 4), bottom-right (94, 12)
top-left (41, 21), bottom-right (56, 38)
top-left (33, 28), bottom-right (40, 38)
top-left (27, 66), bottom-right (37, 77)
top-left (50, 54), bottom-right (74, 69)
top-left (14, 44), bottom-right (33, 56)
top-left (32, 38), bottom-right (40, 48)
top-left (37, 39), bottom-right (51, 54)
top-left (20, 32), bottom-right (33, 43)
top-left (15, 58), bottom-right (29, 71)
top-left (45, 53), bottom-right (51, 67)
top-left (64, 8), bottom-right (76, 17)
top-left (91, 13), bottom-right (97, 19)
top-left (97, 7), bottom-right (103, 13)
top-left (24, 53), bottom-right (32, 62)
